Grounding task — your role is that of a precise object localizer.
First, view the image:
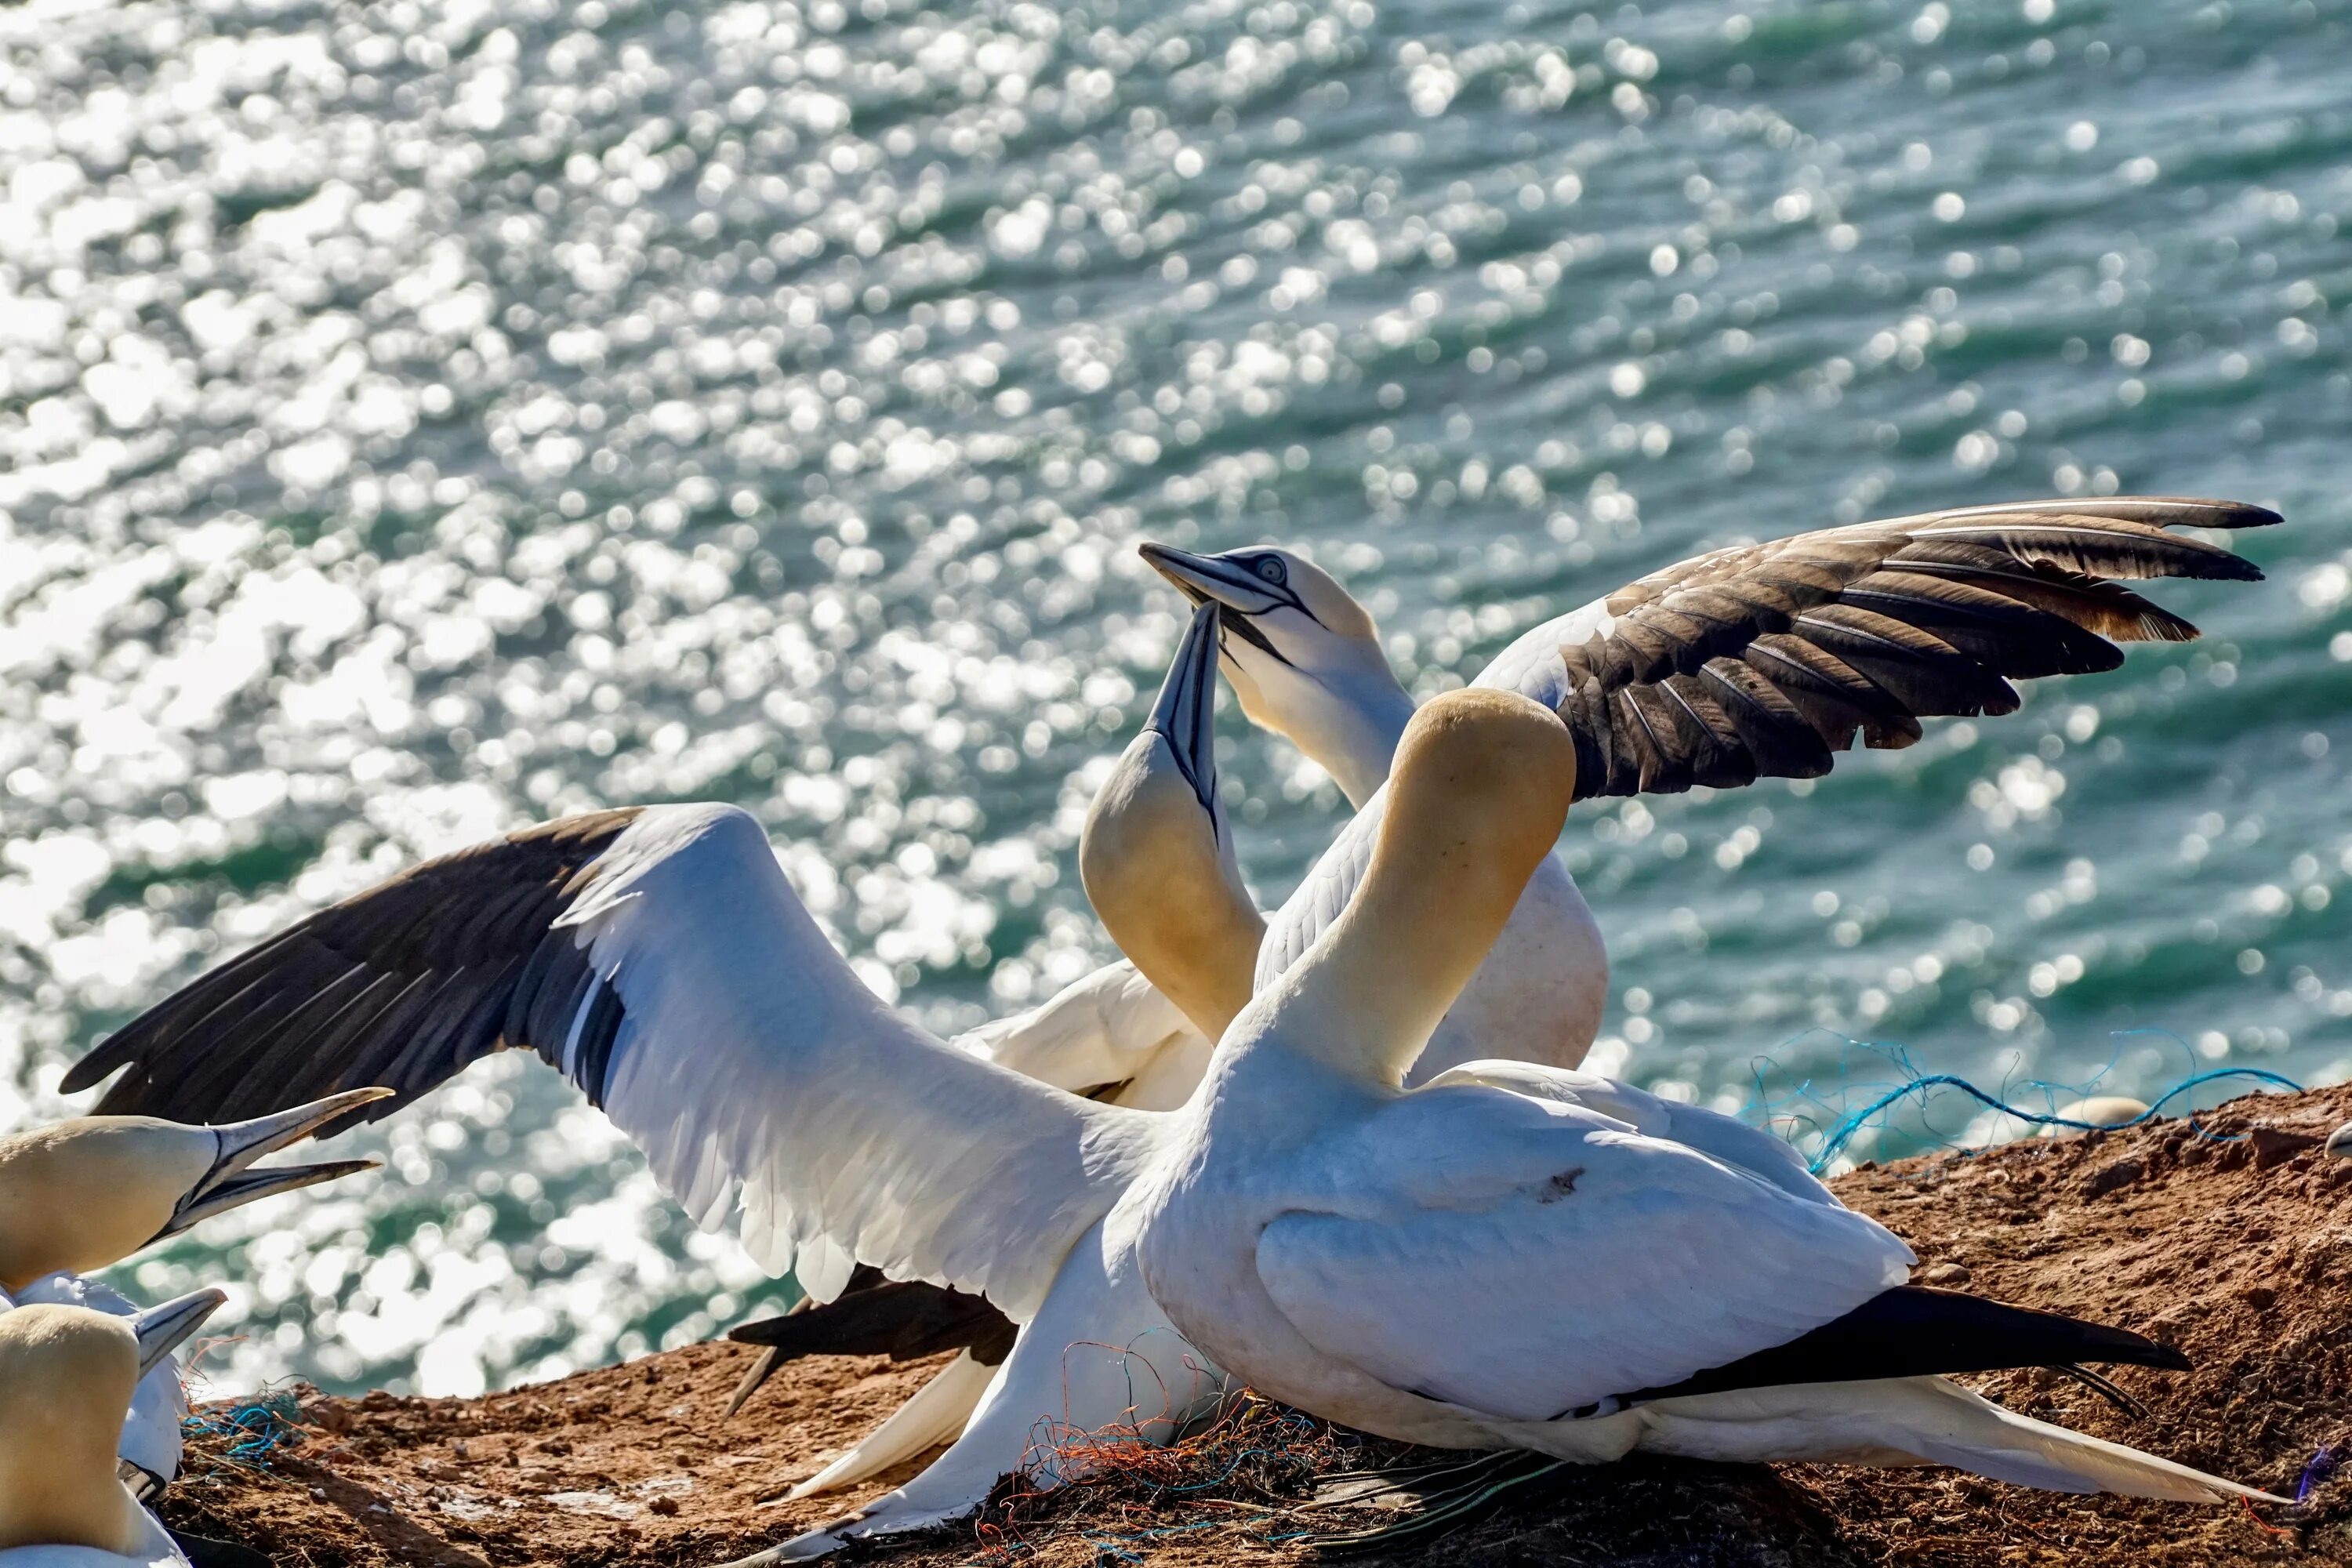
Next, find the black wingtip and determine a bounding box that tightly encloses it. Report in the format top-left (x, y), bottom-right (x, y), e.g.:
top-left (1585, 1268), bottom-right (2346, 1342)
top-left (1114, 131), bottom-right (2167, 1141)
top-left (1620, 1284), bottom-right (2191, 1407)
top-left (56, 1054), bottom-right (114, 1097)
top-left (724, 1278), bottom-right (1017, 1366)
top-left (2198, 500), bottom-right (2284, 529)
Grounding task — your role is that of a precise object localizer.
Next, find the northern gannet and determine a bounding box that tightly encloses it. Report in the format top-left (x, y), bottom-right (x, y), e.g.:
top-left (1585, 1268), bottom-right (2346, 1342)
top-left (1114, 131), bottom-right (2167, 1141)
top-left (0, 1095), bottom-right (383, 1520)
top-left (763, 495), bottom-right (2276, 1489)
top-left (0, 1289), bottom-right (227, 1568)
top-left (1153, 498), bottom-right (2274, 1014)
top-left (1128, 685), bottom-right (2277, 1502)
top-left (1138, 539), bottom-right (1610, 1076)
top-left (5, 1274), bottom-right (205, 1507)
top-left (0, 1092), bottom-right (390, 1292)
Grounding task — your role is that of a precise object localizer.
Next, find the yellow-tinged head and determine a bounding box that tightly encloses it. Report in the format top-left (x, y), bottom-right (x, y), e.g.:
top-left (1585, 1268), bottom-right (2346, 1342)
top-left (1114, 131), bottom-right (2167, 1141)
top-left (1083, 603), bottom-right (1265, 1040)
top-left (0, 1119), bottom-right (214, 1291)
top-left (0, 1290), bottom-right (224, 1554)
top-left (0, 1089), bottom-right (390, 1290)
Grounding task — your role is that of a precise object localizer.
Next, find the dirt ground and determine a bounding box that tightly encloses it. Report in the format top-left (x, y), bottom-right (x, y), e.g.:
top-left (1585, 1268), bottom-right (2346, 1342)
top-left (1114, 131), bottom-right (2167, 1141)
top-left (159, 1084), bottom-right (2352, 1568)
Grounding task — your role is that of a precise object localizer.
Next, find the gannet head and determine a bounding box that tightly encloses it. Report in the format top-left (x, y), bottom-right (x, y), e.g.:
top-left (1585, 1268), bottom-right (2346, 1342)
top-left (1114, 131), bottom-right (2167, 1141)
top-left (1272, 688), bottom-right (1577, 1084)
top-left (1138, 543), bottom-right (1413, 807)
top-left (0, 1090), bottom-right (390, 1290)
top-left (1082, 602), bottom-right (1266, 1040)
top-left (0, 1289), bottom-right (224, 1554)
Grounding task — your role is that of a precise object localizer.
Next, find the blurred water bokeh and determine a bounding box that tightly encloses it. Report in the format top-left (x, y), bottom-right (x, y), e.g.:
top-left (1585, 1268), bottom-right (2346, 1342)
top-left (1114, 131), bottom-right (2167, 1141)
top-left (4, 0), bottom-right (2350, 1397)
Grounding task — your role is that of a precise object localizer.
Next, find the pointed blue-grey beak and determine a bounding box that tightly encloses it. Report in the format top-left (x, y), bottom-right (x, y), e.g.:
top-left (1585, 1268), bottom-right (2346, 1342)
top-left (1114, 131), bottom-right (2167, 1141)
top-left (1138, 541), bottom-right (1292, 616)
top-left (1148, 602), bottom-right (1222, 822)
top-left (155, 1088), bottom-right (393, 1241)
top-left (132, 1287), bottom-right (228, 1379)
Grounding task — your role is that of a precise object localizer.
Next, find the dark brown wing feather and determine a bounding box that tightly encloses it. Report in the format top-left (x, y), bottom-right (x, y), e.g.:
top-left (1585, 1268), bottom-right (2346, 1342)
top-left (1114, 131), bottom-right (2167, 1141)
top-left (727, 1272), bottom-right (1018, 1367)
top-left (60, 808), bottom-right (645, 1135)
top-left (1545, 498), bottom-right (2270, 800)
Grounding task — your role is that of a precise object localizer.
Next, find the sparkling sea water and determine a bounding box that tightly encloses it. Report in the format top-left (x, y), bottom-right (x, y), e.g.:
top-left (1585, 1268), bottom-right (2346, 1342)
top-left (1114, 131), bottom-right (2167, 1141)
top-left (2, 0), bottom-right (2348, 1397)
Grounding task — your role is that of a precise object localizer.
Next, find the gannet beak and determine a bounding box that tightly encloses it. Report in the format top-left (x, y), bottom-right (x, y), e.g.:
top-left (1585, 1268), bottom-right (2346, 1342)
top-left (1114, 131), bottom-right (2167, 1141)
top-left (1138, 541), bottom-right (1305, 670)
top-left (1147, 602), bottom-right (1223, 821)
top-left (155, 1087), bottom-right (394, 1241)
top-left (131, 1287), bottom-right (229, 1379)
top-left (1138, 542), bottom-right (1288, 616)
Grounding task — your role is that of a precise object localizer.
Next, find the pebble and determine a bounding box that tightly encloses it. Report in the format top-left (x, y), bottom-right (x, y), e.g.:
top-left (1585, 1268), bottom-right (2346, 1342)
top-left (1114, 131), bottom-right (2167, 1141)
top-left (1921, 1261), bottom-right (1972, 1287)
top-left (2039, 1096), bottom-right (2151, 1137)
top-left (2327, 1122), bottom-right (2352, 1161)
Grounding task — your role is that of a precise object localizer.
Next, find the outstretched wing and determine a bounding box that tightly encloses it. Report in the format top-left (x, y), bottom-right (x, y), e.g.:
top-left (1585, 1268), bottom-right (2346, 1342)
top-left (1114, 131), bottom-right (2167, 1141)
top-left (65, 806), bottom-right (1160, 1316)
top-left (66, 809), bottom-right (648, 1129)
top-left (1254, 1083), bottom-right (1915, 1422)
top-left (1258, 497), bottom-right (2269, 985)
top-left (1479, 496), bottom-right (2271, 799)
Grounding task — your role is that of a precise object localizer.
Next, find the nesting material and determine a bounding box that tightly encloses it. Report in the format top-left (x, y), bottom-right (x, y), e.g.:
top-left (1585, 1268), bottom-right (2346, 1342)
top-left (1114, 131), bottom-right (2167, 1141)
top-left (151, 1085), bottom-right (2352, 1568)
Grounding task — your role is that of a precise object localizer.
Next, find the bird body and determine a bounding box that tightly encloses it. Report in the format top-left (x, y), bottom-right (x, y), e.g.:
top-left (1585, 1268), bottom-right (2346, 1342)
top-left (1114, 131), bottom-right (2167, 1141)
top-left (1131, 688), bottom-right (2274, 1506)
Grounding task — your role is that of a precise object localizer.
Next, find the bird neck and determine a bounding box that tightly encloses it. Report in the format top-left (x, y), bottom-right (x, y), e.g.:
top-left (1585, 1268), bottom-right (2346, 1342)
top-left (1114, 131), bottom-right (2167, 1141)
top-left (1253, 690), bottom-right (1574, 1087)
top-left (1296, 673), bottom-right (1418, 810)
top-left (1081, 753), bottom-right (1265, 1041)
top-left (0, 1439), bottom-right (147, 1556)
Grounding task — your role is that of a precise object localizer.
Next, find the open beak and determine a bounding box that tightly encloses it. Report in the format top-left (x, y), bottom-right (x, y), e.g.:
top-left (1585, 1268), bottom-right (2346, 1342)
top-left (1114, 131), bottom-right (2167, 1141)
top-left (156, 1087), bottom-right (394, 1240)
top-left (1148, 602), bottom-right (1223, 822)
top-left (132, 1287), bottom-right (228, 1379)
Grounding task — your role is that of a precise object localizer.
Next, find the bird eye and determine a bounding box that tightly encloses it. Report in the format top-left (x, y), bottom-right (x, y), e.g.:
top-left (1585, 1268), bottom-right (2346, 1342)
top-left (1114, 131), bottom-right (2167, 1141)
top-left (1254, 557), bottom-right (1288, 586)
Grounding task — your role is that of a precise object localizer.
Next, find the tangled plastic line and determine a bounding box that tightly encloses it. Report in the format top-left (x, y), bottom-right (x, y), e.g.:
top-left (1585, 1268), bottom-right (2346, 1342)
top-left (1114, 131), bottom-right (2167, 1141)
top-left (1801, 1065), bottom-right (2303, 1172)
top-left (1741, 1027), bottom-right (2303, 1173)
top-left (183, 1391), bottom-right (307, 1471)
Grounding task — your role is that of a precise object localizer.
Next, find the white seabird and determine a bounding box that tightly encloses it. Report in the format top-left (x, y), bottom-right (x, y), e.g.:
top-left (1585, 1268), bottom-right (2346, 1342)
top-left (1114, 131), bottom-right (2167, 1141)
top-left (0, 1094), bottom-right (383, 1530)
top-left (1128, 686), bottom-right (2276, 1504)
top-left (0, 1289), bottom-right (227, 1568)
top-left (720, 599), bottom-right (1260, 1480)
top-left (5, 1274), bottom-right (203, 1507)
top-left (64, 499), bottom-right (2275, 1550)
top-left (65, 608), bottom-right (1259, 1552)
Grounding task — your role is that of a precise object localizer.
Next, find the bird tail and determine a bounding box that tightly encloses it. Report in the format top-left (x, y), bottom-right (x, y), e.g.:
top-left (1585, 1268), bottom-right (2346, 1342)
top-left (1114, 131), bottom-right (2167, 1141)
top-left (787, 1350), bottom-right (1000, 1499)
top-left (1623, 1376), bottom-right (2284, 1504)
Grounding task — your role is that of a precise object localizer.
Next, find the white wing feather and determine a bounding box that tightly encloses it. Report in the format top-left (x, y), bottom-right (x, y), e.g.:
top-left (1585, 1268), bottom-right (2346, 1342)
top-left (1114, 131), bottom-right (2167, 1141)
top-left (1254, 1083), bottom-right (1911, 1422)
top-left (1467, 595), bottom-right (1618, 708)
top-left (958, 960), bottom-right (1203, 1103)
top-left (1417, 1062), bottom-right (1831, 1207)
top-left (557, 805), bottom-right (1163, 1319)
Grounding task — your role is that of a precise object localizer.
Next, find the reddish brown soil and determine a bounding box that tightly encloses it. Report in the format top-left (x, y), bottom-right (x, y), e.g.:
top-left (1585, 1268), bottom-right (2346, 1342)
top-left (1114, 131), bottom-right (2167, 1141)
top-left (161, 1086), bottom-right (2352, 1568)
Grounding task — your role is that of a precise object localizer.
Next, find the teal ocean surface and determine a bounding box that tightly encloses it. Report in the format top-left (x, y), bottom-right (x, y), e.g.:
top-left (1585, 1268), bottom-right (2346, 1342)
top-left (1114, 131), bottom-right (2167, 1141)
top-left (3, 0), bottom-right (2348, 1397)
